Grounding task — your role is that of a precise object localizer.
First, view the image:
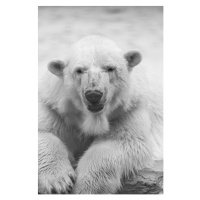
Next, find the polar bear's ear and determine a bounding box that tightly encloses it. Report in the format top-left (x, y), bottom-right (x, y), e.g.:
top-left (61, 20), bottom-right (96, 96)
top-left (124, 50), bottom-right (142, 70)
top-left (48, 60), bottom-right (65, 77)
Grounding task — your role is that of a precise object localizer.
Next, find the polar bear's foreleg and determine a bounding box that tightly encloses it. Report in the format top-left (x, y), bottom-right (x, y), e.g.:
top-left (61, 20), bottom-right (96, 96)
top-left (73, 108), bottom-right (154, 194)
top-left (38, 132), bottom-right (76, 194)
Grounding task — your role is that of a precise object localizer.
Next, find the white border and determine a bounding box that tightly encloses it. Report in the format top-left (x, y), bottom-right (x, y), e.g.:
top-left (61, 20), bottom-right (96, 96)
top-left (2, 0), bottom-right (200, 199)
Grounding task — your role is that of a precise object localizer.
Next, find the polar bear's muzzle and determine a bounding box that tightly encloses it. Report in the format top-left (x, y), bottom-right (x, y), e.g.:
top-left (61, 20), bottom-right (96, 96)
top-left (84, 90), bottom-right (105, 113)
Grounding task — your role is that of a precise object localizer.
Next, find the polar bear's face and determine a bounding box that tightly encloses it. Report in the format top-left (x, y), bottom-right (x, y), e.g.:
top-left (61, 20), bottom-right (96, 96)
top-left (48, 36), bottom-right (142, 135)
top-left (68, 46), bottom-right (128, 115)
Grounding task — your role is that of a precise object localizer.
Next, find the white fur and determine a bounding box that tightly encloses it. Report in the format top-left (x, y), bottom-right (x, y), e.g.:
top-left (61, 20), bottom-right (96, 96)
top-left (82, 112), bottom-right (109, 135)
top-left (38, 35), bottom-right (163, 194)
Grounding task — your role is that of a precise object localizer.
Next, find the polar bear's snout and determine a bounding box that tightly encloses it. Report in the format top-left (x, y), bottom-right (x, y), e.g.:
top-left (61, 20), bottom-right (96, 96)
top-left (85, 90), bottom-right (105, 113)
top-left (80, 68), bottom-right (110, 113)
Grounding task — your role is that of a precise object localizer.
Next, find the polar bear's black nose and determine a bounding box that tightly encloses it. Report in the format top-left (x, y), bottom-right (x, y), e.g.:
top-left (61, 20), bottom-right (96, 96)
top-left (85, 90), bottom-right (103, 104)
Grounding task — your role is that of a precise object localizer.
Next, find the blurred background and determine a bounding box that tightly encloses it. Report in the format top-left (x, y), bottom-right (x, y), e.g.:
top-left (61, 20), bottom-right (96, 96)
top-left (38, 6), bottom-right (163, 79)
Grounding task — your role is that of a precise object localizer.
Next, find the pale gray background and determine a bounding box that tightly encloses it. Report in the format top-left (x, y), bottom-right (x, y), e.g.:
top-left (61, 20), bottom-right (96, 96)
top-left (38, 6), bottom-right (163, 79)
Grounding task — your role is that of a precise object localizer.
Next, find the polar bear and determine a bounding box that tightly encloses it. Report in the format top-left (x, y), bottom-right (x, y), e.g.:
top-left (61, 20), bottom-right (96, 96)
top-left (38, 35), bottom-right (163, 194)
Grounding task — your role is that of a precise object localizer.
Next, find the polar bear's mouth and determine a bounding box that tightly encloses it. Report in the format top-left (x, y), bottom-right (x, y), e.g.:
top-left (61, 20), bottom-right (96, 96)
top-left (87, 104), bottom-right (104, 113)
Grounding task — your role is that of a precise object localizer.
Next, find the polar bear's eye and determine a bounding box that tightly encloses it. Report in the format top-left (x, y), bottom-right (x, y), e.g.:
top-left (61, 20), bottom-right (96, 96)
top-left (75, 68), bottom-right (84, 75)
top-left (75, 67), bottom-right (88, 75)
top-left (106, 66), bottom-right (115, 72)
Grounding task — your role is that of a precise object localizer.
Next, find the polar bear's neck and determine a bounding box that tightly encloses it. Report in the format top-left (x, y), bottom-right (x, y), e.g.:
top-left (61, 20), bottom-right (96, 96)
top-left (81, 112), bottom-right (109, 136)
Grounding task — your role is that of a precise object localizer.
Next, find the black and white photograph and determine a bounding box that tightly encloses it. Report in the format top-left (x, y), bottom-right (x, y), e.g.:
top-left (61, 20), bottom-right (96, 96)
top-left (2, 0), bottom-right (200, 199)
top-left (38, 6), bottom-right (163, 194)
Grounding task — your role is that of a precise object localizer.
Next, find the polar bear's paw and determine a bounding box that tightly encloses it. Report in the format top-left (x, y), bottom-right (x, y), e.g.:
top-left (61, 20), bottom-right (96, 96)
top-left (38, 164), bottom-right (76, 194)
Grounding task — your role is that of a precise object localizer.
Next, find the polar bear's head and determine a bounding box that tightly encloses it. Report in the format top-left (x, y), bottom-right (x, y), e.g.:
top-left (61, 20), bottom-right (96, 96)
top-left (48, 36), bottom-right (142, 135)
